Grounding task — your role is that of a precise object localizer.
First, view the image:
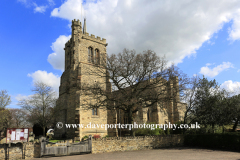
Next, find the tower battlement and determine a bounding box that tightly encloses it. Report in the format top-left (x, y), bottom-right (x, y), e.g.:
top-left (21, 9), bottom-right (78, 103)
top-left (82, 33), bottom-right (107, 45)
top-left (72, 19), bottom-right (81, 26)
top-left (67, 19), bottom-right (107, 45)
top-left (64, 35), bottom-right (106, 47)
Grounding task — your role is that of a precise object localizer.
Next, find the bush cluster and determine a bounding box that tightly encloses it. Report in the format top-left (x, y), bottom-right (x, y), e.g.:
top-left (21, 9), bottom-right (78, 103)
top-left (184, 133), bottom-right (240, 150)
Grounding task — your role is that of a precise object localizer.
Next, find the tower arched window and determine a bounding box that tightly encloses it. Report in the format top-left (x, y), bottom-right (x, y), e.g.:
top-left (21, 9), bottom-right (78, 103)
top-left (91, 49), bottom-right (94, 63)
top-left (95, 49), bottom-right (100, 65)
top-left (88, 47), bottom-right (93, 63)
top-left (94, 49), bottom-right (96, 64)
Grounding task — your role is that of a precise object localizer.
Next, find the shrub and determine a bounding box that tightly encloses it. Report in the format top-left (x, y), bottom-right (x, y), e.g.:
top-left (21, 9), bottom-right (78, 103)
top-left (93, 135), bottom-right (101, 139)
top-left (135, 123), bottom-right (166, 136)
top-left (172, 121), bottom-right (184, 134)
top-left (184, 133), bottom-right (240, 150)
top-left (81, 135), bottom-right (89, 141)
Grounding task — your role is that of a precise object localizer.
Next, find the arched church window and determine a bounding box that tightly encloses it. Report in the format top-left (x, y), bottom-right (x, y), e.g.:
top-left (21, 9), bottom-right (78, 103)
top-left (95, 49), bottom-right (100, 65)
top-left (91, 49), bottom-right (94, 63)
top-left (88, 47), bottom-right (93, 63)
top-left (94, 49), bottom-right (96, 64)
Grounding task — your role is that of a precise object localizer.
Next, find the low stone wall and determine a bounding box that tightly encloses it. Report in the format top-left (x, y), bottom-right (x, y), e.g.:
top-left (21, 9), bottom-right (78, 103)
top-left (0, 135), bottom-right (184, 158)
top-left (92, 135), bottom-right (184, 154)
top-left (0, 142), bottom-right (40, 160)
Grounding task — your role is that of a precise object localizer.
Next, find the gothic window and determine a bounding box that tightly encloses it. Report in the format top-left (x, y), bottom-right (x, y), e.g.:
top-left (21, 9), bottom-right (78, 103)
top-left (88, 47), bottom-right (93, 63)
top-left (95, 49), bottom-right (100, 65)
top-left (94, 49), bottom-right (96, 63)
top-left (147, 109), bottom-right (150, 121)
top-left (91, 49), bottom-right (94, 63)
top-left (92, 108), bottom-right (98, 115)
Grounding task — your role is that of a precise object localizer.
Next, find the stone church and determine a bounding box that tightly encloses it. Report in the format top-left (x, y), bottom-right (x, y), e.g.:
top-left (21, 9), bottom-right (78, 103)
top-left (54, 19), bottom-right (185, 140)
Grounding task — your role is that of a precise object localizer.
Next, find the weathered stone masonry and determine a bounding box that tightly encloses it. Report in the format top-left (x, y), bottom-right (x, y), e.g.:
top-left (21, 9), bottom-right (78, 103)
top-left (55, 19), bottom-right (109, 140)
top-left (92, 135), bottom-right (184, 154)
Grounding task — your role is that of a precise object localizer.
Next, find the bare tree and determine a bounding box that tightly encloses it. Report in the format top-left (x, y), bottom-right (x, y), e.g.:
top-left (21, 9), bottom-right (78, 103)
top-left (10, 109), bottom-right (31, 128)
top-left (81, 49), bottom-right (189, 135)
top-left (0, 90), bottom-right (11, 108)
top-left (18, 82), bottom-right (57, 136)
top-left (0, 90), bottom-right (12, 137)
top-left (182, 76), bottom-right (199, 125)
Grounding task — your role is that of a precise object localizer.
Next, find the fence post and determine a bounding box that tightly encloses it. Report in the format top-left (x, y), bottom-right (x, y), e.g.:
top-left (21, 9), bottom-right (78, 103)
top-left (22, 142), bottom-right (26, 159)
top-left (40, 137), bottom-right (46, 157)
top-left (4, 143), bottom-right (8, 160)
top-left (88, 135), bottom-right (92, 153)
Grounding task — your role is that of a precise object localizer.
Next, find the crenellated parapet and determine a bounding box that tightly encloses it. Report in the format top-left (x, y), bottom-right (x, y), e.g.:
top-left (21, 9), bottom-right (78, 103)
top-left (67, 18), bottom-right (107, 47)
top-left (82, 33), bottom-right (107, 45)
top-left (71, 19), bottom-right (82, 27)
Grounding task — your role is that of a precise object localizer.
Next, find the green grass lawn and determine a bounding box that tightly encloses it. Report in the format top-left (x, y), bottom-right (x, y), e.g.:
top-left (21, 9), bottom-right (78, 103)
top-left (49, 140), bottom-right (62, 143)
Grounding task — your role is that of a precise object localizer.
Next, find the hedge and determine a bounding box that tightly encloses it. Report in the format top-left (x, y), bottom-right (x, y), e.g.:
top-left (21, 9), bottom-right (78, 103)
top-left (184, 133), bottom-right (240, 150)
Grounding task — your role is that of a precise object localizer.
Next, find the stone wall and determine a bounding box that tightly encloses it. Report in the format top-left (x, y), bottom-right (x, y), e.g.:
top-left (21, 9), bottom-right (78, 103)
top-left (0, 135), bottom-right (184, 158)
top-left (92, 135), bottom-right (184, 154)
top-left (0, 142), bottom-right (40, 160)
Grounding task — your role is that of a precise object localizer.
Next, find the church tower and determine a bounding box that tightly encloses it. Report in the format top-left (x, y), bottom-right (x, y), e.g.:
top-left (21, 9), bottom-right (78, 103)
top-left (55, 19), bottom-right (108, 140)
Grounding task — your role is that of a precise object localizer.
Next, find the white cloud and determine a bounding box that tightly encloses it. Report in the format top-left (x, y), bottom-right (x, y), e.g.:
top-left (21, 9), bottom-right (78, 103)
top-left (237, 69), bottom-right (240, 72)
top-left (18, 0), bottom-right (54, 13)
top-left (221, 80), bottom-right (240, 95)
top-left (49, 0), bottom-right (240, 67)
top-left (48, 35), bottom-right (71, 71)
top-left (51, 0), bottom-right (83, 20)
top-left (206, 63), bottom-right (213, 66)
top-left (17, 0), bottom-right (32, 7)
top-left (199, 62), bottom-right (234, 78)
top-left (17, 0), bottom-right (28, 4)
top-left (33, 3), bottom-right (48, 13)
top-left (13, 70), bottom-right (60, 106)
top-left (15, 94), bottom-right (31, 101)
top-left (228, 10), bottom-right (240, 41)
top-left (27, 70), bottom-right (60, 92)
top-left (47, 0), bottom-right (55, 6)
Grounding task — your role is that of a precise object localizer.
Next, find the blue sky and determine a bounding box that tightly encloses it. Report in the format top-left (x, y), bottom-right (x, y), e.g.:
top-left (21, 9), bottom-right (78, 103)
top-left (1, 0), bottom-right (240, 108)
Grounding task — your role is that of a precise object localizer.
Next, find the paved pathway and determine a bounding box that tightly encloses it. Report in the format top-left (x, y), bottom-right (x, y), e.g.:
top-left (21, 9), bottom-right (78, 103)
top-left (32, 147), bottom-right (240, 160)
